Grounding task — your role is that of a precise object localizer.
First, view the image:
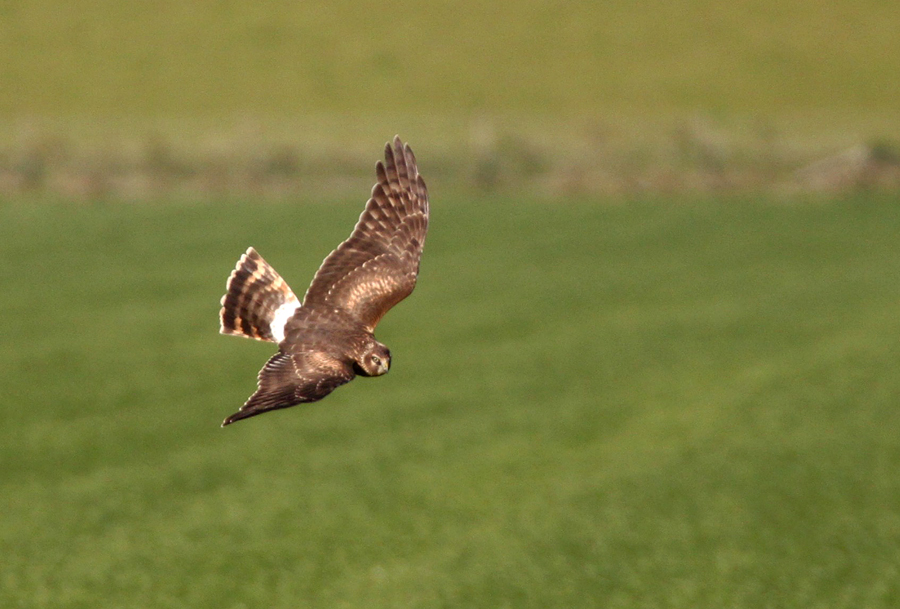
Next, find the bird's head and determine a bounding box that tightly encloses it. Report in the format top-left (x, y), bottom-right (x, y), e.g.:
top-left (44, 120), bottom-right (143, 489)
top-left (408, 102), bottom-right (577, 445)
top-left (355, 342), bottom-right (391, 377)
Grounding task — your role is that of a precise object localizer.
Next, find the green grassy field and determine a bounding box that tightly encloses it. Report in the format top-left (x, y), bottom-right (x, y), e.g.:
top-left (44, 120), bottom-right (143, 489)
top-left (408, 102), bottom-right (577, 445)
top-left (2, 193), bottom-right (899, 607)
top-left (4, 0), bottom-right (900, 124)
top-left (4, 0), bottom-right (900, 176)
top-left (3, 1), bottom-right (900, 200)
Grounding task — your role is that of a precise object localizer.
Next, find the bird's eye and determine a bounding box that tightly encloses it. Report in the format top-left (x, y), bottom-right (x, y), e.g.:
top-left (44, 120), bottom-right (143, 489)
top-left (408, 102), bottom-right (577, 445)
top-left (372, 355), bottom-right (381, 366)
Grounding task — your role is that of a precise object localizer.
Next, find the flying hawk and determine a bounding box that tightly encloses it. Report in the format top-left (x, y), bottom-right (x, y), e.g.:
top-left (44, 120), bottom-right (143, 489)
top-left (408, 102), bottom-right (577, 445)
top-left (218, 136), bottom-right (429, 426)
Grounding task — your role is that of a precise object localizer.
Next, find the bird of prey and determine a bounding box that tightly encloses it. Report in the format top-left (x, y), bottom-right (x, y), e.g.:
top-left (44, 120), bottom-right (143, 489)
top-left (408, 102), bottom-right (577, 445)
top-left (218, 136), bottom-right (429, 426)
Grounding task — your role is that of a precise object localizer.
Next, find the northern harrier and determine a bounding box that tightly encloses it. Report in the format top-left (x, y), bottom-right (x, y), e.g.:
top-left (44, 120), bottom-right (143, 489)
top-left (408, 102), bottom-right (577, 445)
top-left (218, 136), bottom-right (429, 426)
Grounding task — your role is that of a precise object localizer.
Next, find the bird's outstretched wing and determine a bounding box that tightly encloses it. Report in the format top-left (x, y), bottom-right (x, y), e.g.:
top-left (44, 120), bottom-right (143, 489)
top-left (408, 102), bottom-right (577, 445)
top-left (222, 350), bottom-right (354, 426)
top-left (301, 136), bottom-right (429, 332)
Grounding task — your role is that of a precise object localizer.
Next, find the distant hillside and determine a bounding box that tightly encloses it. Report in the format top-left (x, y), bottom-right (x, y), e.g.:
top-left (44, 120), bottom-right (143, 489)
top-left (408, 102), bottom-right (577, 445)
top-left (3, 0), bottom-right (898, 122)
top-left (2, 0), bottom-right (899, 199)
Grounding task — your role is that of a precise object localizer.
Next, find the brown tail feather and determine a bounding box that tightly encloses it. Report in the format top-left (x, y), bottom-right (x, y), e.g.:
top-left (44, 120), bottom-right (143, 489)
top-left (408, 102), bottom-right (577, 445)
top-left (219, 247), bottom-right (299, 342)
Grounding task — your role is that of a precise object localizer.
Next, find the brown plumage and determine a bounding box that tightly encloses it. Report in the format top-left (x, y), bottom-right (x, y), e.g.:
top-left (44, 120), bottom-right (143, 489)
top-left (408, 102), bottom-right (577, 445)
top-left (218, 136), bottom-right (429, 426)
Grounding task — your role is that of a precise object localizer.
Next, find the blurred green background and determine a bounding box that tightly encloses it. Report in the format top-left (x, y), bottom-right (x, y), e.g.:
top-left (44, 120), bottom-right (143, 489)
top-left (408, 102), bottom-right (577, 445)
top-left (2, 1), bottom-right (900, 607)
top-left (4, 0), bottom-right (897, 120)
top-left (2, 0), bottom-right (900, 198)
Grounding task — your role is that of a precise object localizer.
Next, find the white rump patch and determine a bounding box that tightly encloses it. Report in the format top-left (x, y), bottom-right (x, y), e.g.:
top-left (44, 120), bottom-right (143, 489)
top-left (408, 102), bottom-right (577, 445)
top-left (270, 299), bottom-right (300, 343)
